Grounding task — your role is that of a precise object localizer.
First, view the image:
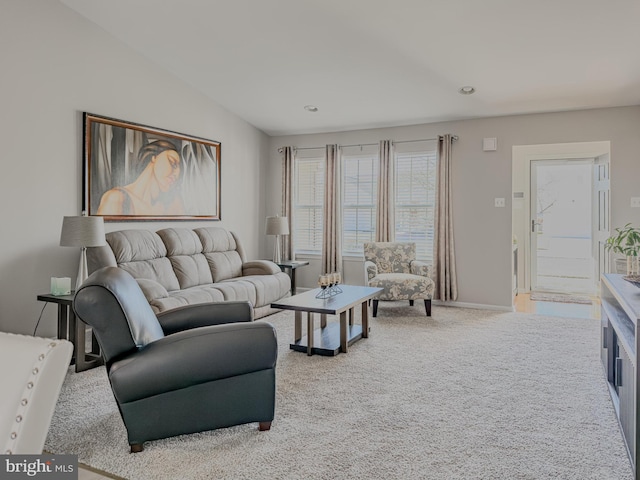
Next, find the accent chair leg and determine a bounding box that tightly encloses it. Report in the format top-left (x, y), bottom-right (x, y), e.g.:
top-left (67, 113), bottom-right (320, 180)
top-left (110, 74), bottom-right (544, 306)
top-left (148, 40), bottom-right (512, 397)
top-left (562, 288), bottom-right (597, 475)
top-left (424, 299), bottom-right (432, 317)
top-left (372, 299), bottom-right (378, 317)
top-left (409, 300), bottom-right (414, 306)
top-left (259, 421), bottom-right (272, 431)
top-left (130, 443), bottom-right (144, 453)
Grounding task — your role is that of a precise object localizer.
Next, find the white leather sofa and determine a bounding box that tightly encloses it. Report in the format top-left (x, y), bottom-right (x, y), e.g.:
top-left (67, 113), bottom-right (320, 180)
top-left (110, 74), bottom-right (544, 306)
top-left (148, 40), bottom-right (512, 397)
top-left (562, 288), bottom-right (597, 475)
top-left (0, 332), bottom-right (73, 454)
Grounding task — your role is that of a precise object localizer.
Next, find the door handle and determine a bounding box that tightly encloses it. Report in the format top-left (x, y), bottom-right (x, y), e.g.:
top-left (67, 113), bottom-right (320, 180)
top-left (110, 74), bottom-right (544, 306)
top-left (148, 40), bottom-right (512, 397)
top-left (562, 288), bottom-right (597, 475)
top-left (531, 218), bottom-right (543, 233)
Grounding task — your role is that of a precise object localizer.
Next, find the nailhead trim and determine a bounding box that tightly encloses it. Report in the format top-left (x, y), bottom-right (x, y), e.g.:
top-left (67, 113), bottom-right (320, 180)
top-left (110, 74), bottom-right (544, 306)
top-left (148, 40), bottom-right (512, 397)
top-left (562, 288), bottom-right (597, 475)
top-left (4, 336), bottom-right (59, 453)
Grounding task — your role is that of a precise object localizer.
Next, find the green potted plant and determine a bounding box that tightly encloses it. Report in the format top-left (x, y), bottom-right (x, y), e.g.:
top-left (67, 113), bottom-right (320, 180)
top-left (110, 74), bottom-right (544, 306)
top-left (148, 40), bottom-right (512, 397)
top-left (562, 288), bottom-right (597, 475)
top-left (604, 223), bottom-right (640, 275)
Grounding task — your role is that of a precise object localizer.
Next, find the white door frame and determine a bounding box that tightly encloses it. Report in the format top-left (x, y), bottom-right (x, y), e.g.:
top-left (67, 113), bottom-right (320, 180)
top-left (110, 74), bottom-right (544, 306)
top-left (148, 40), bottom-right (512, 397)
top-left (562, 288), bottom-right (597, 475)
top-left (512, 141), bottom-right (610, 295)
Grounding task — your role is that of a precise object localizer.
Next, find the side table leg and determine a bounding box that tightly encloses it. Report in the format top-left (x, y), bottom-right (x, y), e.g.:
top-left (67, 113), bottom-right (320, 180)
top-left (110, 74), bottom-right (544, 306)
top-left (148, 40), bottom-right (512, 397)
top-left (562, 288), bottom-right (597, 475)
top-left (307, 312), bottom-right (314, 356)
top-left (73, 311), bottom-right (86, 373)
top-left (73, 312), bottom-right (104, 373)
top-left (290, 268), bottom-right (297, 295)
top-left (57, 304), bottom-right (69, 340)
top-left (59, 304), bottom-right (75, 366)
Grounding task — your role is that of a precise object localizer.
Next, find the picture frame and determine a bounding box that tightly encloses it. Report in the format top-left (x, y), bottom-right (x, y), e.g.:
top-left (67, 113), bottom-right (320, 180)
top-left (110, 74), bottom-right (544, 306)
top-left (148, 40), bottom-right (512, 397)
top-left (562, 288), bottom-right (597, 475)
top-left (83, 112), bottom-right (221, 221)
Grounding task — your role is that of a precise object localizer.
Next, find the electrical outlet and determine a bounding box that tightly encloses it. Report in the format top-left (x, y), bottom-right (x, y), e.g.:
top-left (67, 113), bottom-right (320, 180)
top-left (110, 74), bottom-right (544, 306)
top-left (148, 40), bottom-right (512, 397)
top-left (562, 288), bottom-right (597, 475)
top-left (631, 197), bottom-right (640, 208)
top-left (494, 198), bottom-right (506, 208)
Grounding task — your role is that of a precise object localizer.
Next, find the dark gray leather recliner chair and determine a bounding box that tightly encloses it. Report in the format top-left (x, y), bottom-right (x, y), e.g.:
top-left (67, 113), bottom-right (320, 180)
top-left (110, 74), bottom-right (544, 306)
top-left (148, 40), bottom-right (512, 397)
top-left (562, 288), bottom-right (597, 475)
top-left (73, 267), bottom-right (278, 452)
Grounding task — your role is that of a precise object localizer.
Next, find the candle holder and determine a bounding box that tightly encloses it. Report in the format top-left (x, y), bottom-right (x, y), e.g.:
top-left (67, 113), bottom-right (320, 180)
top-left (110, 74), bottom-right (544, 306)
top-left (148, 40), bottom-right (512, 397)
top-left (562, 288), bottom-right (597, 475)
top-left (315, 272), bottom-right (343, 299)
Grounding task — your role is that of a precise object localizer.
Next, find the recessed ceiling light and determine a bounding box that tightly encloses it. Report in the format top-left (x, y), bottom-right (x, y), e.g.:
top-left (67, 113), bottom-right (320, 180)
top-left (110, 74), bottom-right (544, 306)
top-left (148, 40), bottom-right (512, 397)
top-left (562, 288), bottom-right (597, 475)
top-left (304, 105), bottom-right (319, 112)
top-left (458, 86), bottom-right (476, 95)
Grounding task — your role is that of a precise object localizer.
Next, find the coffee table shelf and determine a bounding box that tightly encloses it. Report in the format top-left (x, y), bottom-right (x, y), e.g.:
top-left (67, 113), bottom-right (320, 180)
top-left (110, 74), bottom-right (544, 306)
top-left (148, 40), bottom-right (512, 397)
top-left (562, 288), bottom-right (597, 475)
top-left (271, 285), bottom-right (382, 356)
top-left (290, 322), bottom-right (363, 356)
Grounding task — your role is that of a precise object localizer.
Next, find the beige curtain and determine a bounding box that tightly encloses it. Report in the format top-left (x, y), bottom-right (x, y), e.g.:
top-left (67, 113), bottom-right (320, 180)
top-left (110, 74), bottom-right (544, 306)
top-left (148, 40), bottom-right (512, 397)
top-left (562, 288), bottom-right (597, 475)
top-left (281, 146), bottom-right (294, 261)
top-left (322, 144), bottom-right (342, 274)
top-left (434, 134), bottom-right (458, 301)
top-left (375, 140), bottom-right (395, 242)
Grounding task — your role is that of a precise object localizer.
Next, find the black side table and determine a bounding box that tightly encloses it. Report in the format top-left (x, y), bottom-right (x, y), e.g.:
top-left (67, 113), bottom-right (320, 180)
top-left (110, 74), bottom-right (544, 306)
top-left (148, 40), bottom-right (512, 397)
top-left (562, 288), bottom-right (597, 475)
top-left (275, 260), bottom-right (310, 295)
top-left (36, 293), bottom-right (103, 373)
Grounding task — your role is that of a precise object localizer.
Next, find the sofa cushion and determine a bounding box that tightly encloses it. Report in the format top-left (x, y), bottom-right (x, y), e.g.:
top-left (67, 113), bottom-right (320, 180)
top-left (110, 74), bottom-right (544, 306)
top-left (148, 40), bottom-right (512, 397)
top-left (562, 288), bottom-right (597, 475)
top-left (147, 285), bottom-right (227, 313)
top-left (212, 280), bottom-right (258, 306)
top-left (136, 279), bottom-right (169, 303)
top-left (106, 230), bottom-right (180, 292)
top-left (194, 227), bottom-right (243, 282)
top-left (368, 272), bottom-right (434, 300)
top-left (234, 273), bottom-right (291, 307)
top-left (157, 228), bottom-right (213, 289)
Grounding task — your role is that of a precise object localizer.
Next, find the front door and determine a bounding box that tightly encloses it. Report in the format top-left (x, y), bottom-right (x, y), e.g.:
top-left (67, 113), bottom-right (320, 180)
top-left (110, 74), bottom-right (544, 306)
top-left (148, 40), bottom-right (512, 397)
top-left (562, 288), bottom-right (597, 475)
top-left (530, 159), bottom-right (596, 294)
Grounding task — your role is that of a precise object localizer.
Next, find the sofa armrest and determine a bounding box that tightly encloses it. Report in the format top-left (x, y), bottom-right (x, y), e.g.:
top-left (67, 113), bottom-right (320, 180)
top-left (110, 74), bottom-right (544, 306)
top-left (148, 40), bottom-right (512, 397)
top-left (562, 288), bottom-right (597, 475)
top-left (410, 260), bottom-right (433, 279)
top-left (364, 260), bottom-right (378, 282)
top-left (109, 321), bottom-right (278, 404)
top-left (156, 301), bottom-right (253, 335)
top-left (242, 260), bottom-right (281, 276)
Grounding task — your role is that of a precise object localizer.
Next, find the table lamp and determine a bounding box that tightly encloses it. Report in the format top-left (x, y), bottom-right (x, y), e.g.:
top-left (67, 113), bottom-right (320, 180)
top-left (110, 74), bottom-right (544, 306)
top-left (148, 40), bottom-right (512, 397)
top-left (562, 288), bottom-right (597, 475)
top-left (265, 215), bottom-right (289, 263)
top-left (60, 214), bottom-right (106, 291)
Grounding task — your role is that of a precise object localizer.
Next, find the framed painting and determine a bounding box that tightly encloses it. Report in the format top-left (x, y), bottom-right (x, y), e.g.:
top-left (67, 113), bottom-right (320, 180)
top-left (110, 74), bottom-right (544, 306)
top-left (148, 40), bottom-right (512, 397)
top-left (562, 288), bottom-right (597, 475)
top-left (83, 112), bottom-right (221, 221)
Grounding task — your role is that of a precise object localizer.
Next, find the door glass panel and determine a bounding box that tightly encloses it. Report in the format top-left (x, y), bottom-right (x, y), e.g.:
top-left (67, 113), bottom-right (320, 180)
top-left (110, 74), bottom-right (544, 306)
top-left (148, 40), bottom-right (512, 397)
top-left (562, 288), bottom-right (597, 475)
top-left (531, 161), bottom-right (595, 294)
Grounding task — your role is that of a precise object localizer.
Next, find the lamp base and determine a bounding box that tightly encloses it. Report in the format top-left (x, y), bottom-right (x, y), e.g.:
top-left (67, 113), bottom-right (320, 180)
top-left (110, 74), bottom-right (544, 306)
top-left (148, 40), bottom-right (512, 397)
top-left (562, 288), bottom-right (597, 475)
top-left (272, 235), bottom-right (282, 264)
top-left (76, 247), bottom-right (88, 292)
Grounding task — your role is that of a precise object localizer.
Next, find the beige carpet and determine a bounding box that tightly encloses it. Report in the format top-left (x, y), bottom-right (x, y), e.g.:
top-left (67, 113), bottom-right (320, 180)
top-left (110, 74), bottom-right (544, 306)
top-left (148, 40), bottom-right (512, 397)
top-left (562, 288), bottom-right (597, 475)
top-left (45, 304), bottom-right (632, 480)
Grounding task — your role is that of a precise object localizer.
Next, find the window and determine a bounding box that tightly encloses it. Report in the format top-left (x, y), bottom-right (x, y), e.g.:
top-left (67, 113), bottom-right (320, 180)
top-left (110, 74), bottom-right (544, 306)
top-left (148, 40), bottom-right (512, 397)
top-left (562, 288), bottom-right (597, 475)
top-left (291, 142), bottom-right (437, 261)
top-left (342, 153), bottom-right (378, 254)
top-left (395, 150), bottom-right (437, 262)
top-left (294, 156), bottom-right (324, 254)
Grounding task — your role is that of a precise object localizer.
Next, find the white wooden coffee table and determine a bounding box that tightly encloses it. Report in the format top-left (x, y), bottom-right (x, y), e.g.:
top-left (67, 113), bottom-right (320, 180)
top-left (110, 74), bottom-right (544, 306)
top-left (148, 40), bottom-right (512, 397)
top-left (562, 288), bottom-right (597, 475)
top-left (271, 285), bottom-right (382, 356)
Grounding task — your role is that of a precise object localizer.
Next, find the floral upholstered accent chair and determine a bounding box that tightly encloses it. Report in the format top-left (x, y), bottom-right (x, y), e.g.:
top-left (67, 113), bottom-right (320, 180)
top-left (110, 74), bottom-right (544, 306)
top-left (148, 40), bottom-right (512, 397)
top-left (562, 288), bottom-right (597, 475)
top-left (363, 242), bottom-right (434, 317)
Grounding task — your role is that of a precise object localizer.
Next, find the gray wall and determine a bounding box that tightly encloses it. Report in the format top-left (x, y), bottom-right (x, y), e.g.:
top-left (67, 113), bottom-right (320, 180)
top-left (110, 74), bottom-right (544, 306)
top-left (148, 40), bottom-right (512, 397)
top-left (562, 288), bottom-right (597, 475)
top-left (267, 106), bottom-right (640, 309)
top-left (2, 2), bottom-right (638, 337)
top-left (0, 1), bottom-right (270, 335)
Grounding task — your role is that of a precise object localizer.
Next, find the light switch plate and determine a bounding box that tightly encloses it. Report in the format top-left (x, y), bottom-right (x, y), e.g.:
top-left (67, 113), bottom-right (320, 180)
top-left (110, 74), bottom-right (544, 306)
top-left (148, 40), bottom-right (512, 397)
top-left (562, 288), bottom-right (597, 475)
top-left (631, 197), bottom-right (640, 208)
top-left (495, 198), bottom-right (505, 207)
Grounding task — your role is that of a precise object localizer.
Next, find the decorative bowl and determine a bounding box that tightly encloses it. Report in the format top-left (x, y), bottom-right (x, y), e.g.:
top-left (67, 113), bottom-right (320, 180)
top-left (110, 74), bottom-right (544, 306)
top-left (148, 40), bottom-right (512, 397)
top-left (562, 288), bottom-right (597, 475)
top-left (623, 275), bottom-right (640, 288)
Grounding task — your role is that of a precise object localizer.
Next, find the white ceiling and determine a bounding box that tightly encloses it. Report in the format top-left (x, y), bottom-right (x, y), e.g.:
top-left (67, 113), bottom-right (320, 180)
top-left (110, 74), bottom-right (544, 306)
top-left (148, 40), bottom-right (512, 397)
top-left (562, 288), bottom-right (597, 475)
top-left (60, 0), bottom-right (640, 136)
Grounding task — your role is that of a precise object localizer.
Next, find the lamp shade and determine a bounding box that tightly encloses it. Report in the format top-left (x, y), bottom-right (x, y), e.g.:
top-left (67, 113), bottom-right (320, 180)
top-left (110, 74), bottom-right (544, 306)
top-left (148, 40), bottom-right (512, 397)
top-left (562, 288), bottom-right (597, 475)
top-left (60, 216), bottom-right (106, 247)
top-left (265, 216), bottom-right (289, 236)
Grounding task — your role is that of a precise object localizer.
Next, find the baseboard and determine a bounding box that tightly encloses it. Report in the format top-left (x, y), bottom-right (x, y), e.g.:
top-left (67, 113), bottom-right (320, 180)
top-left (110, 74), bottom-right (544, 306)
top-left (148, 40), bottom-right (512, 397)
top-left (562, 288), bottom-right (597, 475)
top-left (433, 300), bottom-right (515, 312)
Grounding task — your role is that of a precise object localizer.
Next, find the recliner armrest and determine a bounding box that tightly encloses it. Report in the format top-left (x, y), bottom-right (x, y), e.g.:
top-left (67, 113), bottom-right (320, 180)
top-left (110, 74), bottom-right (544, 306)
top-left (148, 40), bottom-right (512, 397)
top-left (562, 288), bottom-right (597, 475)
top-left (242, 260), bottom-right (281, 276)
top-left (109, 321), bottom-right (278, 404)
top-left (156, 301), bottom-right (253, 335)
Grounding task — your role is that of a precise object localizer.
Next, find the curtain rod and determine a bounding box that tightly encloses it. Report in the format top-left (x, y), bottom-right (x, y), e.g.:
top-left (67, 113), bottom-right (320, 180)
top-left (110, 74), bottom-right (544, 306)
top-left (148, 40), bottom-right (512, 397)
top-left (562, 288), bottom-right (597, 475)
top-left (278, 135), bottom-right (458, 153)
